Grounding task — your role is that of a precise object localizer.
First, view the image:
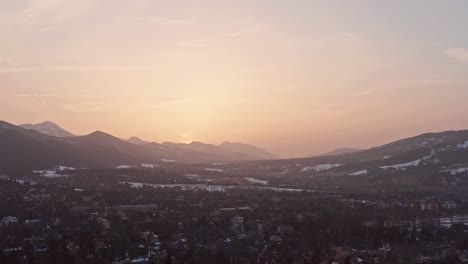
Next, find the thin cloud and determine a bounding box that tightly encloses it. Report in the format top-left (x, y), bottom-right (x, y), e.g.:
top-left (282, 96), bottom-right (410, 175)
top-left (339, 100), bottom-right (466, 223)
top-left (444, 48), bottom-right (468, 63)
top-left (153, 98), bottom-right (199, 109)
top-left (354, 88), bottom-right (378, 97)
top-left (13, 93), bottom-right (65, 98)
top-left (0, 64), bottom-right (158, 74)
top-left (0, 57), bottom-right (15, 67)
top-left (177, 23), bottom-right (265, 47)
top-left (60, 101), bottom-right (127, 113)
top-left (11, 90), bottom-right (97, 98)
top-left (2, 0), bottom-right (92, 32)
top-left (354, 64), bottom-right (455, 97)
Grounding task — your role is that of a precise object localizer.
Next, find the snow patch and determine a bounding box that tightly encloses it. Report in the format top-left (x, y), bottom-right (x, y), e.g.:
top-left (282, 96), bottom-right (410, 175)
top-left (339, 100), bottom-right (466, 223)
top-left (443, 167), bottom-right (468, 175)
top-left (457, 141), bottom-right (468, 149)
top-left (33, 170), bottom-right (68, 178)
top-left (56, 166), bottom-right (76, 171)
top-left (141, 164), bottom-right (159, 168)
top-left (350, 170), bottom-right (367, 176)
top-left (184, 174), bottom-right (202, 179)
top-left (205, 168), bottom-right (224, 172)
top-left (124, 182), bottom-right (310, 193)
top-left (116, 165), bottom-right (133, 169)
top-left (245, 178), bottom-right (268, 185)
top-left (380, 159), bottom-right (421, 170)
top-left (302, 164), bottom-right (342, 172)
top-left (161, 159), bottom-right (176, 162)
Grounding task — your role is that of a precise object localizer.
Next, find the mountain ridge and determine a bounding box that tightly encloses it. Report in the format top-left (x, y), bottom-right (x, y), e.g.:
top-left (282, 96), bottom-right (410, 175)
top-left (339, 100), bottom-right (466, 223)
top-left (317, 147), bottom-right (361, 157)
top-left (0, 120), bottom-right (279, 173)
top-left (20, 121), bottom-right (75, 138)
top-left (9, 120), bottom-right (468, 178)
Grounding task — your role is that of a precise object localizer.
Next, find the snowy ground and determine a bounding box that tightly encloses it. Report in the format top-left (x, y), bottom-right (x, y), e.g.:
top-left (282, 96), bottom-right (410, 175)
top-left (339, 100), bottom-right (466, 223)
top-left (33, 165), bottom-right (75, 177)
top-left (380, 159), bottom-right (421, 170)
top-left (204, 168), bottom-right (224, 172)
top-left (302, 164), bottom-right (342, 172)
top-left (244, 177), bottom-right (269, 185)
top-left (123, 182), bottom-right (311, 193)
top-left (350, 170), bottom-right (368, 176)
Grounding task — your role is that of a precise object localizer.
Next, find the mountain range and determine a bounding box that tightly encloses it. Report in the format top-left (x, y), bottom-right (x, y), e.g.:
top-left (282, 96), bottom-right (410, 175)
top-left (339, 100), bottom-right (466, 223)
top-left (228, 129), bottom-right (468, 189)
top-left (1, 120), bottom-right (278, 174)
top-left (317, 147), bottom-right (361, 157)
top-left (6, 120), bottom-right (468, 186)
top-left (20, 121), bottom-right (75, 138)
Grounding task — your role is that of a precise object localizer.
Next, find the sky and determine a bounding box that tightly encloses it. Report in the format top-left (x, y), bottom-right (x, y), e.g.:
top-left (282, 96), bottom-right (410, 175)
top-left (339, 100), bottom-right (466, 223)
top-left (1, 0), bottom-right (468, 157)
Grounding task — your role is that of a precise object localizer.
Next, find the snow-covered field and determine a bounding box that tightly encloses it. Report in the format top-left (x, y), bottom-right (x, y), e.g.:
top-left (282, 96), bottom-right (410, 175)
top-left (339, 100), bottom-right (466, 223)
top-left (350, 170), bottom-right (367, 176)
top-left (33, 170), bottom-right (68, 178)
top-left (205, 168), bottom-right (224, 172)
top-left (141, 164), bottom-right (159, 168)
top-left (123, 182), bottom-right (311, 193)
top-left (56, 166), bottom-right (76, 171)
top-left (33, 165), bottom-right (75, 178)
top-left (302, 164), bottom-right (342, 172)
top-left (380, 159), bottom-right (421, 170)
top-left (442, 167), bottom-right (468, 175)
top-left (457, 141), bottom-right (468, 149)
top-left (244, 177), bottom-right (268, 185)
top-left (0, 175), bottom-right (36, 185)
top-left (116, 165), bottom-right (133, 169)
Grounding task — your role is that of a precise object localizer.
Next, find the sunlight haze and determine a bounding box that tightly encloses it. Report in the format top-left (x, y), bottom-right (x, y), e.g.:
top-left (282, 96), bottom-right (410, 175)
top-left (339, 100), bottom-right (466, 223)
top-left (1, 0), bottom-right (468, 157)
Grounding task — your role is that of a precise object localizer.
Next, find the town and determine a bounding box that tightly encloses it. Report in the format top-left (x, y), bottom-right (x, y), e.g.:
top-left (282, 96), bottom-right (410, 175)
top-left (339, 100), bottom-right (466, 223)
top-left (2, 166), bottom-right (468, 264)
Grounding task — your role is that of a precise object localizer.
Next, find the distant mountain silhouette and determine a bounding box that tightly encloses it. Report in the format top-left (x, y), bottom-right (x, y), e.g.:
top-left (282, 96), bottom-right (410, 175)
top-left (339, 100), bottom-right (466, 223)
top-left (0, 121), bottom-right (139, 174)
top-left (236, 130), bottom-right (468, 184)
top-left (220, 141), bottom-right (279, 160)
top-left (159, 141), bottom-right (278, 162)
top-left (20, 121), bottom-right (75, 138)
top-left (0, 120), bottom-right (279, 174)
top-left (318, 148), bottom-right (361, 157)
top-left (126, 136), bottom-right (149, 145)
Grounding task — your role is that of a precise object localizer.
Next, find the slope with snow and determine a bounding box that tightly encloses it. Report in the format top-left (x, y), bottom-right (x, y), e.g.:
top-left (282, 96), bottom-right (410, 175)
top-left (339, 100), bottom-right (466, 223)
top-left (302, 164), bottom-right (342, 172)
top-left (124, 182), bottom-right (311, 193)
top-left (380, 159), bottom-right (421, 170)
top-left (350, 170), bottom-right (368, 176)
top-left (244, 178), bottom-right (269, 185)
top-left (20, 121), bottom-right (75, 138)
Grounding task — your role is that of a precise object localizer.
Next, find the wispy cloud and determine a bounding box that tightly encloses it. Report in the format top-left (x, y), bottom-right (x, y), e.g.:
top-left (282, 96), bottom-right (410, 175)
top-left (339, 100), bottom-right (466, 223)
top-left (13, 92), bottom-right (65, 98)
top-left (153, 98), bottom-right (199, 109)
top-left (60, 101), bottom-right (127, 113)
top-left (177, 23), bottom-right (265, 47)
top-left (354, 88), bottom-right (378, 97)
top-left (0, 57), bottom-right (15, 67)
top-left (10, 90), bottom-right (97, 99)
top-left (444, 48), bottom-right (468, 63)
top-left (354, 64), bottom-right (455, 97)
top-left (0, 64), bottom-right (158, 74)
top-left (2, 0), bottom-right (92, 32)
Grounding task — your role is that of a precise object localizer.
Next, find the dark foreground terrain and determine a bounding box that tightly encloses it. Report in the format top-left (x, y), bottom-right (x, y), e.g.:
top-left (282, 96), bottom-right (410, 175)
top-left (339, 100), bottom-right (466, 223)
top-left (1, 165), bottom-right (468, 264)
top-left (4, 125), bottom-right (468, 263)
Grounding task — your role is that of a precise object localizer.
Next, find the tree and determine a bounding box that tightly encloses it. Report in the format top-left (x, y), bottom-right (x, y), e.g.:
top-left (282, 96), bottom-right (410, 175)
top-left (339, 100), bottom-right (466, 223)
top-left (344, 256), bottom-right (351, 264)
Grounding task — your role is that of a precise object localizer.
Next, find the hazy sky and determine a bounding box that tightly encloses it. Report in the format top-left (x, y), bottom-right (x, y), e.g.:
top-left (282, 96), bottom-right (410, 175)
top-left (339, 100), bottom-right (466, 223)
top-left (1, 0), bottom-right (468, 157)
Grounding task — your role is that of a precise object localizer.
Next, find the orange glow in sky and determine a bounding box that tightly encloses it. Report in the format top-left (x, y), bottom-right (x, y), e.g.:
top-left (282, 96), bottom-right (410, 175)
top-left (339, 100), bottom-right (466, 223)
top-left (1, 1), bottom-right (468, 157)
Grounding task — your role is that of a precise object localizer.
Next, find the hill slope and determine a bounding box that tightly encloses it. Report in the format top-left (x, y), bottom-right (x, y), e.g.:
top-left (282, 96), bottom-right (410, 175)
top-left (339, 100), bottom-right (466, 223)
top-left (20, 121), bottom-right (75, 138)
top-left (318, 148), bottom-right (361, 157)
top-left (0, 121), bottom-right (280, 174)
